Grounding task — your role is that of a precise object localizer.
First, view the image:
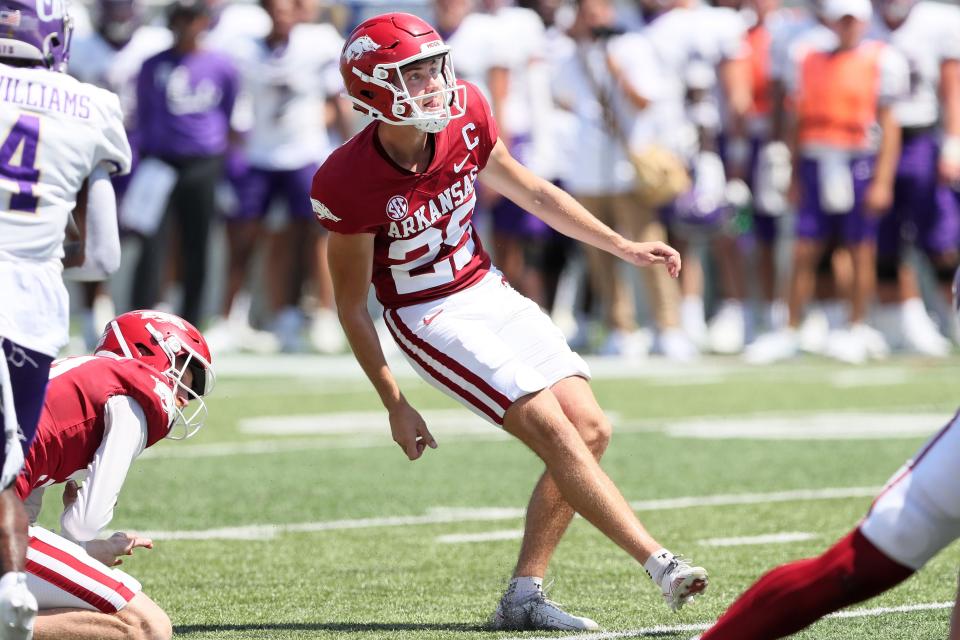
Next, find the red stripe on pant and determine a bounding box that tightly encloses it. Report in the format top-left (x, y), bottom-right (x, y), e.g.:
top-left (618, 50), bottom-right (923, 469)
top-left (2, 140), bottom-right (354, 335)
top-left (387, 309), bottom-right (512, 411)
top-left (384, 310), bottom-right (505, 425)
top-left (28, 536), bottom-right (135, 613)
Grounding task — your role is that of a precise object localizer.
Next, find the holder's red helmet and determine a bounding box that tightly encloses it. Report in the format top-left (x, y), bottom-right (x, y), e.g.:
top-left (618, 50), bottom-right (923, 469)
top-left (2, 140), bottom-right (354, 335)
top-left (96, 310), bottom-right (215, 439)
top-left (340, 12), bottom-right (467, 133)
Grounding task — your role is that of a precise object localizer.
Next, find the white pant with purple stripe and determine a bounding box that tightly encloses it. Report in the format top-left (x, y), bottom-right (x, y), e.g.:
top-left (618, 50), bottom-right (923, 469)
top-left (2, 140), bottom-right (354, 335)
top-left (860, 410), bottom-right (960, 570)
top-left (384, 271), bottom-right (591, 426)
top-left (26, 526), bottom-right (141, 613)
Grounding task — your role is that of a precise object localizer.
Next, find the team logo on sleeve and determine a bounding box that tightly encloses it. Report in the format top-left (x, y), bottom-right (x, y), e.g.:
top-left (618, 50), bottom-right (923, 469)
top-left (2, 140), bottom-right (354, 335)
top-left (312, 199), bottom-right (342, 223)
top-left (343, 35), bottom-right (381, 62)
top-left (386, 195), bottom-right (409, 221)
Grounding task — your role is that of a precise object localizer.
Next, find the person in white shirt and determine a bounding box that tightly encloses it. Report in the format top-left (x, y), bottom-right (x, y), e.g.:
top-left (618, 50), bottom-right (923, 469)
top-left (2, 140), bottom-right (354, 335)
top-left (870, 0), bottom-right (960, 356)
top-left (552, 0), bottom-right (691, 360)
top-left (212, 0), bottom-right (349, 355)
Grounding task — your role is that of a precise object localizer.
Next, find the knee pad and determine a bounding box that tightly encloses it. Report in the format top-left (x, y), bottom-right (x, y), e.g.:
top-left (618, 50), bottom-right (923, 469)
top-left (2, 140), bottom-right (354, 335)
top-left (876, 256), bottom-right (901, 284)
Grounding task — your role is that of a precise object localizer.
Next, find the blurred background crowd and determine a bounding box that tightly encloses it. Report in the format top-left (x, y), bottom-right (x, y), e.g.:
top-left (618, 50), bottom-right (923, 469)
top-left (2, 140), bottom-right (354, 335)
top-left (64, 0), bottom-right (960, 364)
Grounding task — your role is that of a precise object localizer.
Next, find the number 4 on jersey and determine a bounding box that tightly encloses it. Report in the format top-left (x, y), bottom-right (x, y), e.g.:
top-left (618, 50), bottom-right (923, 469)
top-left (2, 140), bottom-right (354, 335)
top-left (0, 115), bottom-right (41, 213)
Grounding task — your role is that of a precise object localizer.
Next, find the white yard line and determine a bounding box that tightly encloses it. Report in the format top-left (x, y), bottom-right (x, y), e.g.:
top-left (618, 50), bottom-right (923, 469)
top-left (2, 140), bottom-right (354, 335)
top-left (500, 602), bottom-right (953, 640)
top-left (436, 530), bottom-right (524, 544)
top-left (699, 532), bottom-right (817, 547)
top-left (134, 486), bottom-right (878, 541)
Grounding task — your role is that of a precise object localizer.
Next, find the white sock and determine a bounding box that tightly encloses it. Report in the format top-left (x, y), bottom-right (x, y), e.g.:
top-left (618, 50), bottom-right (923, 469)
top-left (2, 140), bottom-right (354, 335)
top-left (505, 576), bottom-right (543, 604)
top-left (0, 571), bottom-right (25, 592)
top-left (643, 548), bottom-right (675, 584)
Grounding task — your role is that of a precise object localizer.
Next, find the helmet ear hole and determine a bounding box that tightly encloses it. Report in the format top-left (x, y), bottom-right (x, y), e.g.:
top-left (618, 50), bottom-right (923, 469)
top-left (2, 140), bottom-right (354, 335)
top-left (134, 343), bottom-right (153, 357)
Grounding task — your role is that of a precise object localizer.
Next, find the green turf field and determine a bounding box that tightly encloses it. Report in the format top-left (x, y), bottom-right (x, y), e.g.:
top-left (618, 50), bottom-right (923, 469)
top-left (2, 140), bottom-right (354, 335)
top-left (38, 355), bottom-right (960, 639)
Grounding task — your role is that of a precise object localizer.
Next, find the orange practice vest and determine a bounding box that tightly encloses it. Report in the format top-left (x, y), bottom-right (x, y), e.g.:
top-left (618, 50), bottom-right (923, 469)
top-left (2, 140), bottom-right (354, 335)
top-left (746, 24), bottom-right (772, 117)
top-left (796, 41), bottom-right (884, 149)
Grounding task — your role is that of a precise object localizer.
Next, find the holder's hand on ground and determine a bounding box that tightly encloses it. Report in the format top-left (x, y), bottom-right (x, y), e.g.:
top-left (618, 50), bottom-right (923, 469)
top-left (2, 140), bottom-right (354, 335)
top-left (389, 401), bottom-right (437, 461)
top-left (86, 532), bottom-right (153, 567)
top-left (619, 241), bottom-right (682, 278)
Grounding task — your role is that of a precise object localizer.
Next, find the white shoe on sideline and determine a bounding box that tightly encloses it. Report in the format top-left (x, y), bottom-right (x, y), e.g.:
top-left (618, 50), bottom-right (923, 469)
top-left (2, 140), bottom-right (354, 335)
top-left (598, 329), bottom-right (651, 358)
top-left (657, 328), bottom-right (699, 362)
top-left (743, 328), bottom-right (799, 364)
top-left (490, 593), bottom-right (599, 631)
top-left (309, 308), bottom-right (347, 354)
top-left (659, 557), bottom-right (709, 612)
top-left (799, 306), bottom-right (830, 354)
top-left (708, 300), bottom-right (746, 354)
top-left (0, 576), bottom-right (36, 640)
top-left (272, 307), bottom-right (305, 353)
top-left (902, 300), bottom-right (951, 357)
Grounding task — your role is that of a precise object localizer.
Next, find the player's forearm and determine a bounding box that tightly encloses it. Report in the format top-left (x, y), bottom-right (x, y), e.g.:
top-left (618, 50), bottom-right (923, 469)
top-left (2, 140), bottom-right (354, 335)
top-left (526, 180), bottom-right (629, 260)
top-left (338, 306), bottom-right (405, 412)
top-left (873, 107), bottom-right (901, 188)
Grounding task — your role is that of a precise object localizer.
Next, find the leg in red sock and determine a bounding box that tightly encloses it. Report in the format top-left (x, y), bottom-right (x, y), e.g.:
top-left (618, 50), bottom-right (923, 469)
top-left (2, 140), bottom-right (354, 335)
top-left (702, 528), bottom-right (914, 640)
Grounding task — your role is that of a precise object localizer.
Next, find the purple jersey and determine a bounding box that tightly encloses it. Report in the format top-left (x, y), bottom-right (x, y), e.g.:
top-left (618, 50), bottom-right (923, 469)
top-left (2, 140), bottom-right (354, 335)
top-left (136, 47), bottom-right (238, 158)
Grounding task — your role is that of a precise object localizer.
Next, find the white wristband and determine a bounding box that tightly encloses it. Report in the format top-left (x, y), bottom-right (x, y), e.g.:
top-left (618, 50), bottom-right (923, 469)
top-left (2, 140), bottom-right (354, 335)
top-left (942, 136), bottom-right (960, 166)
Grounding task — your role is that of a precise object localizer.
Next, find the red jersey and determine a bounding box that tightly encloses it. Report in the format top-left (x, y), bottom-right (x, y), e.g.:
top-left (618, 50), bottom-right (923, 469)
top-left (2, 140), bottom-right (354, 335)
top-left (311, 81), bottom-right (499, 309)
top-left (15, 355), bottom-right (175, 499)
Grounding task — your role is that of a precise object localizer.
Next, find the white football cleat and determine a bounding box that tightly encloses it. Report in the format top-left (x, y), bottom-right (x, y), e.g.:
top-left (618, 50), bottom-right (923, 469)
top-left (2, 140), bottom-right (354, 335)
top-left (309, 308), bottom-right (347, 354)
top-left (490, 593), bottom-right (599, 631)
top-left (0, 576), bottom-right (36, 640)
top-left (659, 557), bottom-right (709, 612)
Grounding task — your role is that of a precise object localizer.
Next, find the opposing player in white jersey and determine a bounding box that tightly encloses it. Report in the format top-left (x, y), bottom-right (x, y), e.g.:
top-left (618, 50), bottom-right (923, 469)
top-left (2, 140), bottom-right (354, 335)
top-left (314, 12), bottom-right (708, 632)
top-left (870, 0), bottom-right (960, 356)
top-left (214, 0), bottom-right (347, 354)
top-left (0, 0), bottom-right (131, 635)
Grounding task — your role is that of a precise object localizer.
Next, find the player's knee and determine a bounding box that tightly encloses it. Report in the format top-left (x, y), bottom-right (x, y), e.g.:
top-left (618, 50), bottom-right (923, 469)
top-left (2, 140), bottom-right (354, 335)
top-left (578, 412), bottom-right (612, 457)
top-left (121, 594), bottom-right (172, 640)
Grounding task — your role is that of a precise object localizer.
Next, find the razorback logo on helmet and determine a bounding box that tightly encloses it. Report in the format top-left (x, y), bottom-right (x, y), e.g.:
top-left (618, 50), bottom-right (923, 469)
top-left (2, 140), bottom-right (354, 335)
top-left (343, 35), bottom-right (380, 62)
top-left (137, 310), bottom-right (188, 331)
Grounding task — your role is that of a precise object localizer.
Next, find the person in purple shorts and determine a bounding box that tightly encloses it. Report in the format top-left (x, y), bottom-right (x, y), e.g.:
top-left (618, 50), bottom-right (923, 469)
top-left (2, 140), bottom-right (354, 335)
top-left (871, 0), bottom-right (960, 356)
top-left (210, 0), bottom-right (349, 354)
top-left (744, 0), bottom-right (908, 364)
top-left (131, 0), bottom-right (239, 326)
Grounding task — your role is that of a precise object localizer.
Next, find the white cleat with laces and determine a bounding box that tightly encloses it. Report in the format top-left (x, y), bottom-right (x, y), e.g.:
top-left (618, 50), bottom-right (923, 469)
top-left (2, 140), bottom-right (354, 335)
top-left (490, 593), bottom-right (599, 631)
top-left (659, 557), bottom-right (709, 612)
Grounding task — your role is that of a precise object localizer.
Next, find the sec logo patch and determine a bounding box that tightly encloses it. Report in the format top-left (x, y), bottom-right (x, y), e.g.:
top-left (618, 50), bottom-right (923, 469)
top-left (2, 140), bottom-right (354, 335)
top-left (386, 195), bottom-right (409, 221)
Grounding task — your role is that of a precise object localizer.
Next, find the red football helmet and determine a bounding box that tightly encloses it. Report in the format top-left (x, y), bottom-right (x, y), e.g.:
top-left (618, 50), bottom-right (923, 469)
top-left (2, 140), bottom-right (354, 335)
top-left (95, 310), bottom-right (215, 439)
top-left (340, 12), bottom-right (467, 133)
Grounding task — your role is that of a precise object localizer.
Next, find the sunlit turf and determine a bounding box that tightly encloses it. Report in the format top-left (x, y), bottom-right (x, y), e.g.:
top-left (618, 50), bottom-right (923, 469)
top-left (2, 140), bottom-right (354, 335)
top-left (36, 356), bottom-right (960, 638)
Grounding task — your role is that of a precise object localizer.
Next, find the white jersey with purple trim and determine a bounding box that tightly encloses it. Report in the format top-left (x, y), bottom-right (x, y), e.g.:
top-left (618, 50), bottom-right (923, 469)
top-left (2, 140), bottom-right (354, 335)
top-left (231, 23), bottom-right (343, 169)
top-left (68, 26), bottom-right (173, 130)
top-left (0, 63), bottom-right (131, 355)
top-left (870, 1), bottom-right (960, 128)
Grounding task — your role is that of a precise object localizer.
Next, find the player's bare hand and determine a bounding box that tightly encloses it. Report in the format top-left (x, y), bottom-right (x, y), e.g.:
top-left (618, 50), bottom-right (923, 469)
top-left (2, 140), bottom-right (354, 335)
top-left (389, 402), bottom-right (437, 461)
top-left (864, 181), bottom-right (893, 217)
top-left (939, 157), bottom-right (960, 187)
top-left (620, 241), bottom-right (682, 278)
top-left (61, 480), bottom-right (79, 509)
top-left (85, 532), bottom-right (153, 567)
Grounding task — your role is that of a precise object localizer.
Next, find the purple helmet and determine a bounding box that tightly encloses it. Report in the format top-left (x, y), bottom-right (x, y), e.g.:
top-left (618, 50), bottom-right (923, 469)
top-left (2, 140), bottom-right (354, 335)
top-left (0, 0), bottom-right (73, 72)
